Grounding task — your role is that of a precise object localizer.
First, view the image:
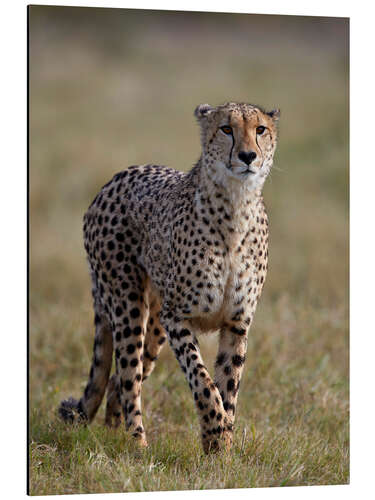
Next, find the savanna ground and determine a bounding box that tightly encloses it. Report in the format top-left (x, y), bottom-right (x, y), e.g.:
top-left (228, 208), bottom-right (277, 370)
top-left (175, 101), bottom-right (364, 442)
top-left (28, 7), bottom-right (349, 495)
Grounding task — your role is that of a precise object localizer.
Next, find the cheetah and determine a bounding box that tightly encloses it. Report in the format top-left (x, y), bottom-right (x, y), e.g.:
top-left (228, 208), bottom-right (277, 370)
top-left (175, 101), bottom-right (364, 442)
top-left (59, 102), bottom-right (280, 453)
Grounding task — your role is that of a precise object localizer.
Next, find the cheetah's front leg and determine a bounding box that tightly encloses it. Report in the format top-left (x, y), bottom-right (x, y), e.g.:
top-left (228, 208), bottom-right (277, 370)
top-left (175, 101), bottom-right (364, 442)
top-left (214, 325), bottom-right (248, 449)
top-left (161, 313), bottom-right (230, 453)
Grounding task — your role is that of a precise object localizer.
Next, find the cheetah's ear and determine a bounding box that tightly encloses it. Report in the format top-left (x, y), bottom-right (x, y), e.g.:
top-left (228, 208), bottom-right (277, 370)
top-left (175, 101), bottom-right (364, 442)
top-left (194, 104), bottom-right (215, 120)
top-left (267, 109), bottom-right (280, 122)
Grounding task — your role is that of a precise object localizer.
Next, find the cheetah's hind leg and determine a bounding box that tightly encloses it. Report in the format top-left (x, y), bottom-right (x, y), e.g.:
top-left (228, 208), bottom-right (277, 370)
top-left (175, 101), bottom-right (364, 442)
top-left (142, 295), bottom-right (167, 382)
top-left (104, 292), bottom-right (166, 427)
top-left (105, 374), bottom-right (122, 428)
top-left (58, 306), bottom-right (113, 425)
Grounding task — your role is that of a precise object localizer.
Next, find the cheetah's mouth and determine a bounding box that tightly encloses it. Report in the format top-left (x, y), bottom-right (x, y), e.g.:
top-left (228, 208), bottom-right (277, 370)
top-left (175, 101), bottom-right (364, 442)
top-left (229, 164), bottom-right (257, 176)
top-left (228, 159), bottom-right (258, 175)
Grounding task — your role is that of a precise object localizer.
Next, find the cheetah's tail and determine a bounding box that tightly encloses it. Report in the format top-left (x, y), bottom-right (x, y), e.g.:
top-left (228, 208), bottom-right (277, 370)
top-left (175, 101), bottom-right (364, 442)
top-left (58, 397), bottom-right (88, 424)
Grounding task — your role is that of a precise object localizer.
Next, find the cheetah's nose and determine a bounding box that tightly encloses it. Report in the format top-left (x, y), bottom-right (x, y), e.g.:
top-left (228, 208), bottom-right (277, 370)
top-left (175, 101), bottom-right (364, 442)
top-left (238, 151), bottom-right (257, 166)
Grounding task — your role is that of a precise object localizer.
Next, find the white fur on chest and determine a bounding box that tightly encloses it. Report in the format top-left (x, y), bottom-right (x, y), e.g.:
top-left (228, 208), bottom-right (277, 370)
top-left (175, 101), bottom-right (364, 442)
top-left (187, 240), bottom-right (262, 332)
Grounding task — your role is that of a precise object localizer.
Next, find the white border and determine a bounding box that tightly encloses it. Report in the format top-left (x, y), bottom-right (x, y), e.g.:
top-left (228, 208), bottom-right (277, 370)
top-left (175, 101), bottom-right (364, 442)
top-left (3, 0), bottom-right (375, 498)
top-left (7, 0), bottom-right (353, 16)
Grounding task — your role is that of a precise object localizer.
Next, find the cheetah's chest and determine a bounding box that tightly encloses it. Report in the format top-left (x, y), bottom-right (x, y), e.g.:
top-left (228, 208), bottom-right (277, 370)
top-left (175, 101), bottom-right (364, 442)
top-left (188, 237), bottom-right (268, 332)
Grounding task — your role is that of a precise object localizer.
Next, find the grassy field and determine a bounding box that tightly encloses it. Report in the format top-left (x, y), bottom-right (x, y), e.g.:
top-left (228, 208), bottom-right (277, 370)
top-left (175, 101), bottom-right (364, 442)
top-left (29, 7), bottom-right (349, 495)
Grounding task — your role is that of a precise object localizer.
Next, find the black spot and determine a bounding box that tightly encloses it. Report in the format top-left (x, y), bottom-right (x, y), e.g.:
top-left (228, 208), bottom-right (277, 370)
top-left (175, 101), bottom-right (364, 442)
top-left (123, 326), bottom-right (131, 338)
top-left (232, 354), bottom-right (245, 366)
top-left (133, 326), bottom-right (142, 336)
top-left (124, 380), bottom-right (133, 391)
top-left (224, 365), bottom-right (231, 375)
top-left (120, 357), bottom-right (128, 369)
top-left (127, 344), bottom-right (135, 354)
top-left (230, 326), bottom-right (246, 336)
top-left (216, 353), bottom-right (226, 366)
top-left (116, 252), bottom-right (124, 262)
top-left (130, 308), bottom-right (140, 319)
top-left (227, 378), bottom-right (235, 391)
top-left (203, 388), bottom-right (210, 398)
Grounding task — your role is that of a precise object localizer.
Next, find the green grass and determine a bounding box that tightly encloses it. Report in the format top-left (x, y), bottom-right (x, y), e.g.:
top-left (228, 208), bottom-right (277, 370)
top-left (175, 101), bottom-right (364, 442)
top-left (30, 300), bottom-right (348, 493)
top-left (29, 7), bottom-right (349, 495)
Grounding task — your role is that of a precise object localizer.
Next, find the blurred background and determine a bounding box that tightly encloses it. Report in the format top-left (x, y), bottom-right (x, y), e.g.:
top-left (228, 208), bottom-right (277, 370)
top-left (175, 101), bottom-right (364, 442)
top-left (29, 6), bottom-right (348, 494)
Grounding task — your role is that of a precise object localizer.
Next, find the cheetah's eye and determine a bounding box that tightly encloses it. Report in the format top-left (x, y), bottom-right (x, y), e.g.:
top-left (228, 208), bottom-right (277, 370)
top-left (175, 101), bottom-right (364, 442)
top-left (256, 126), bottom-right (266, 135)
top-left (220, 125), bottom-right (233, 135)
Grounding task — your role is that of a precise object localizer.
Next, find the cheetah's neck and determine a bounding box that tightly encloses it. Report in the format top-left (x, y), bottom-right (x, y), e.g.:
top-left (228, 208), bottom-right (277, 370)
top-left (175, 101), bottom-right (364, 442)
top-left (189, 158), bottom-right (265, 235)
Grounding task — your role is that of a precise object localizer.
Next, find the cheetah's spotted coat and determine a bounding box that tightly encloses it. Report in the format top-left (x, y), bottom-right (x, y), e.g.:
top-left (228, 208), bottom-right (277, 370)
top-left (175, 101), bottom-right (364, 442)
top-left (59, 102), bottom-right (280, 453)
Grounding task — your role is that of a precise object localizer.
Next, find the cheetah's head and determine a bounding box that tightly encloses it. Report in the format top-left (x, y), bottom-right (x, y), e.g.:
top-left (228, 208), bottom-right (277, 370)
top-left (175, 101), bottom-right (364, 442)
top-left (194, 102), bottom-right (280, 190)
